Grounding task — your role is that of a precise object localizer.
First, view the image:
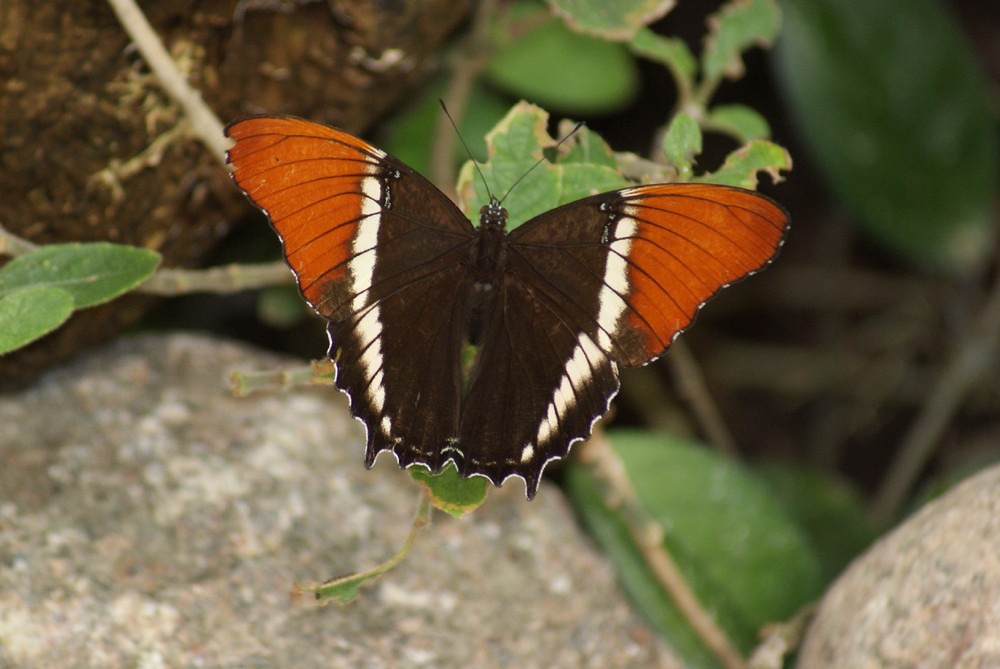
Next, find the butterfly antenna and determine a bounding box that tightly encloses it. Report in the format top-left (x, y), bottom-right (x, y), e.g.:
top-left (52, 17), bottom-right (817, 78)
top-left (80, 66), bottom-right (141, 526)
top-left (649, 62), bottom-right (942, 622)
top-left (497, 121), bottom-right (585, 205)
top-left (438, 99), bottom-right (495, 202)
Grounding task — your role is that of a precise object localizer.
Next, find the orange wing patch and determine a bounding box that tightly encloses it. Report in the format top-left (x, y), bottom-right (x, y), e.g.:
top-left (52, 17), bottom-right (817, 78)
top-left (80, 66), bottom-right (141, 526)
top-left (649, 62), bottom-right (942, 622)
top-left (618, 183), bottom-right (788, 362)
top-left (225, 117), bottom-right (385, 313)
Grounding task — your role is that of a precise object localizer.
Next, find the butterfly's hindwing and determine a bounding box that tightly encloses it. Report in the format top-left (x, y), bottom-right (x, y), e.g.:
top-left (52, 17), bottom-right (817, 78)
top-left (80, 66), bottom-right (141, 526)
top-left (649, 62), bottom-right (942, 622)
top-left (456, 271), bottom-right (620, 497)
top-left (329, 261), bottom-right (470, 473)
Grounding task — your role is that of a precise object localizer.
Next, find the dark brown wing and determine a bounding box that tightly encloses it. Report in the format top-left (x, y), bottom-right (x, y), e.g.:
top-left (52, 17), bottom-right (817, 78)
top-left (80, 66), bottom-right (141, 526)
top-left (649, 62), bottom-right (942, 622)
top-left (226, 116), bottom-right (476, 473)
top-left (453, 183), bottom-right (789, 497)
top-left (455, 269), bottom-right (620, 496)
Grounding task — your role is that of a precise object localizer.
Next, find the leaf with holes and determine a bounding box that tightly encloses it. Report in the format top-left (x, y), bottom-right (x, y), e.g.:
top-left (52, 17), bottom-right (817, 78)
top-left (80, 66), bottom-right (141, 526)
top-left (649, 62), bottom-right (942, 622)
top-left (548, 0), bottom-right (676, 40)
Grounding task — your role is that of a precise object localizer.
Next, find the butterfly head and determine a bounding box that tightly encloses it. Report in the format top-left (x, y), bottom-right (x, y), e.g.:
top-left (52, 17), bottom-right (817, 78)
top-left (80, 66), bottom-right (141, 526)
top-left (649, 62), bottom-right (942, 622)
top-left (479, 197), bottom-right (508, 230)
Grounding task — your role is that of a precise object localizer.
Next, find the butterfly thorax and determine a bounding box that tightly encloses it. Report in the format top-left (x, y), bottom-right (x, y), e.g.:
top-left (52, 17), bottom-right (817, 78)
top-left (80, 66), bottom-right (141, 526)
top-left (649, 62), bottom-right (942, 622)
top-left (479, 197), bottom-right (507, 228)
top-left (465, 197), bottom-right (510, 345)
top-left (472, 197), bottom-right (509, 270)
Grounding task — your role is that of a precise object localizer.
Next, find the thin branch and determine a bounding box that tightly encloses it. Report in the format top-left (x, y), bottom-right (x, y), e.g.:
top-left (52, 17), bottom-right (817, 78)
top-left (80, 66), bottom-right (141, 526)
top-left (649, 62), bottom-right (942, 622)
top-left (105, 0), bottom-right (230, 166)
top-left (668, 339), bottom-right (740, 457)
top-left (229, 360), bottom-right (334, 398)
top-left (300, 487), bottom-right (434, 605)
top-left (137, 261), bottom-right (292, 296)
top-left (91, 122), bottom-right (192, 201)
top-left (0, 224), bottom-right (39, 258)
top-left (581, 430), bottom-right (746, 669)
top-left (1, 224), bottom-right (291, 295)
top-left (747, 604), bottom-right (817, 669)
top-left (430, 0), bottom-right (499, 193)
top-left (618, 367), bottom-right (693, 435)
top-left (872, 267), bottom-right (1000, 524)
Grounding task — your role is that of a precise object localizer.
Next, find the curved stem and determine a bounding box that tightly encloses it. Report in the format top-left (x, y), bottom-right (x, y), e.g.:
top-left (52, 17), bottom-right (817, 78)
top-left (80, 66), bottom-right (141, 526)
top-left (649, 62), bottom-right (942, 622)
top-left (303, 487), bottom-right (434, 605)
top-left (0, 224), bottom-right (38, 258)
top-left (137, 261), bottom-right (292, 296)
top-left (105, 0), bottom-right (229, 165)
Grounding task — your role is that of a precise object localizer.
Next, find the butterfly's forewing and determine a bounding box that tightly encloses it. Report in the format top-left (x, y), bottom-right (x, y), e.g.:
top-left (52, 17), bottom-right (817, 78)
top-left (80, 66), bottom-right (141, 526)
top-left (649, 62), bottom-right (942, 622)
top-left (509, 182), bottom-right (789, 367)
top-left (226, 116), bottom-right (475, 472)
top-left (588, 183), bottom-right (789, 365)
top-left (452, 183), bottom-right (789, 497)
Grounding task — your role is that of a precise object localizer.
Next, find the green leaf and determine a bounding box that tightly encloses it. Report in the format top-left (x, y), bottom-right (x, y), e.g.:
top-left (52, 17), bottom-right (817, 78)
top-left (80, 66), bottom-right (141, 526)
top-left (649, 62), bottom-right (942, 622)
top-left (547, 0), bottom-right (675, 41)
top-left (408, 463), bottom-right (489, 517)
top-left (756, 462), bottom-right (878, 583)
top-left (457, 102), bottom-right (628, 228)
top-left (705, 104), bottom-right (771, 142)
top-left (569, 431), bottom-right (823, 659)
top-left (775, 0), bottom-right (998, 272)
top-left (697, 139), bottom-right (791, 188)
top-left (0, 286), bottom-right (75, 355)
top-left (487, 6), bottom-right (639, 114)
top-left (703, 0), bottom-right (783, 82)
top-left (661, 112), bottom-right (702, 178)
top-left (620, 432), bottom-right (822, 643)
top-left (629, 27), bottom-right (697, 83)
top-left (306, 572), bottom-right (366, 605)
top-left (565, 462), bottom-right (721, 668)
top-left (0, 242), bottom-right (161, 308)
top-left (559, 123), bottom-right (618, 169)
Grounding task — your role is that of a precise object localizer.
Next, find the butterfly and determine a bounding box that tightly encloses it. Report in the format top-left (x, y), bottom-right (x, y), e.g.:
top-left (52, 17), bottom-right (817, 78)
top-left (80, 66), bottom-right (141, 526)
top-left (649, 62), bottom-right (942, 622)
top-left (225, 115), bottom-right (789, 499)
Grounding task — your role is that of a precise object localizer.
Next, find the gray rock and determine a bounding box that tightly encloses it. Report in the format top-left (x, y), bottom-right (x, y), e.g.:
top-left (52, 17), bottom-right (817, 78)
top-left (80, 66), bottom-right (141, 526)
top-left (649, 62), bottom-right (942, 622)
top-left (0, 334), bottom-right (679, 669)
top-left (798, 465), bottom-right (1000, 668)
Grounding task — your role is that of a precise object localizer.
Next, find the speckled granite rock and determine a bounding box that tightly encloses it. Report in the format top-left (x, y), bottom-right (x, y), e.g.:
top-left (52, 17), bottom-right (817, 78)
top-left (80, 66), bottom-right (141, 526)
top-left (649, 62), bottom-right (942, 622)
top-left (0, 334), bottom-right (679, 669)
top-left (798, 466), bottom-right (1000, 668)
